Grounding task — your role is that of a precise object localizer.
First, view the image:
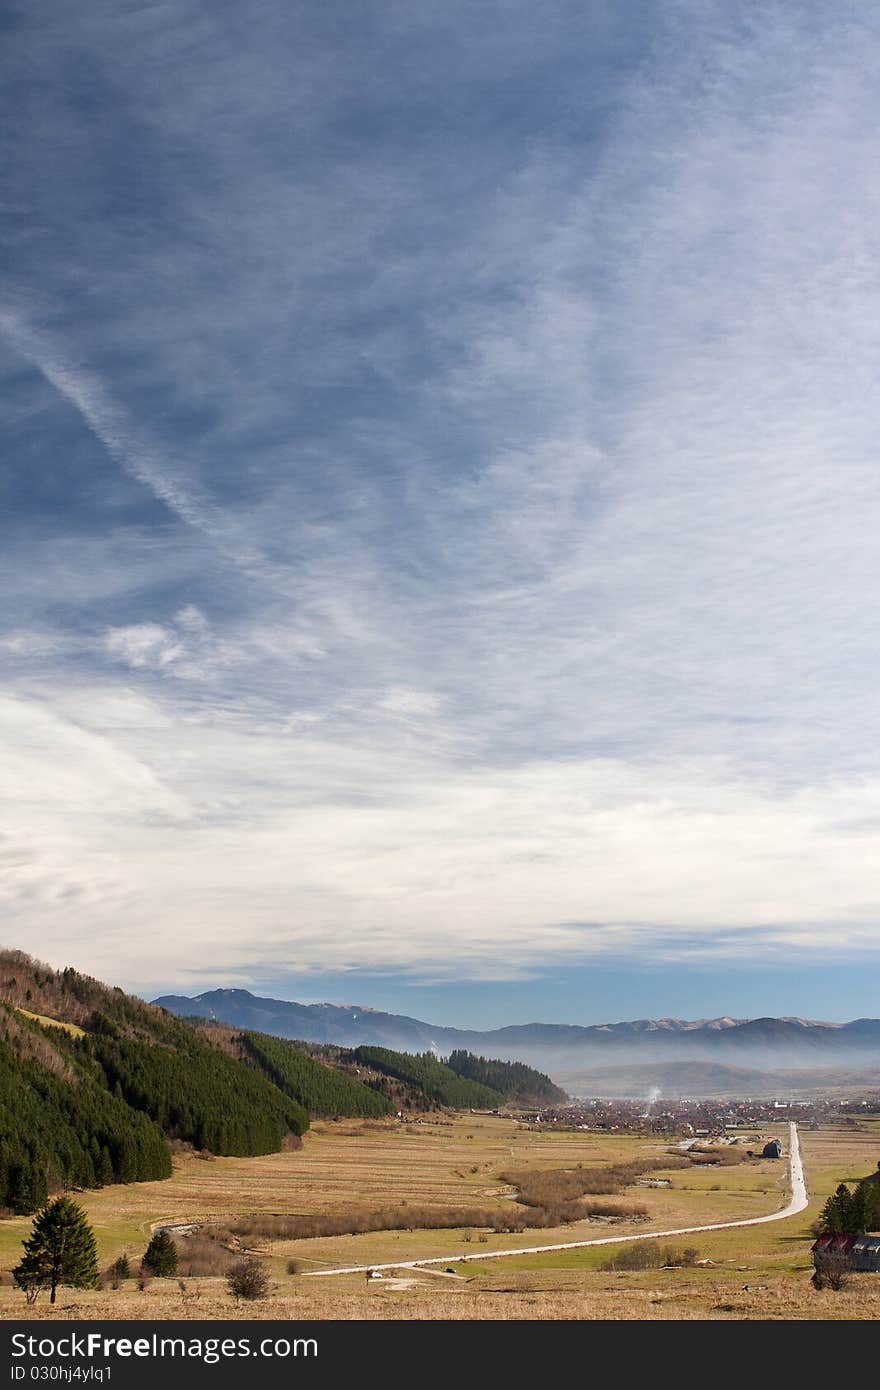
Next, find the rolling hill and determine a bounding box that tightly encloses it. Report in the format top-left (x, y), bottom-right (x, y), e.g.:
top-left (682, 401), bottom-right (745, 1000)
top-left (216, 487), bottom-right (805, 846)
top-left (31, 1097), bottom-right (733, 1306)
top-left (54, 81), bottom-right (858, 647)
top-left (351, 1046), bottom-right (505, 1109)
top-left (0, 950), bottom-right (314, 1212)
top-left (1, 950), bottom-right (556, 1212)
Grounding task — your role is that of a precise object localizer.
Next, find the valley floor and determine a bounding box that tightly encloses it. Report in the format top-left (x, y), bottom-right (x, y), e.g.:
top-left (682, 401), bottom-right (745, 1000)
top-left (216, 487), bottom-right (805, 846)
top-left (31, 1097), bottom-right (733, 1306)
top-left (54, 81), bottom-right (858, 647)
top-left (2, 1112), bottom-right (878, 1320)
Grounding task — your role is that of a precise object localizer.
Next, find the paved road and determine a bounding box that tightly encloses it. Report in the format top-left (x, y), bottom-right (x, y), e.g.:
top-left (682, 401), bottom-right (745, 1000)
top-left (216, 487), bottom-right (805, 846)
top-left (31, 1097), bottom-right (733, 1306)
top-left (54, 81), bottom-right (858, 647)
top-left (303, 1120), bottom-right (808, 1278)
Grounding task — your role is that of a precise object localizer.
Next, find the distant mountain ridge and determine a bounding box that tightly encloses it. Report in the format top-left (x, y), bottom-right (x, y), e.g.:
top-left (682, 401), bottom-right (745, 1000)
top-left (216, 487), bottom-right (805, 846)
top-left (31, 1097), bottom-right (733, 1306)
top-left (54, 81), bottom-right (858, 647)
top-left (153, 988), bottom-right (880, 1081)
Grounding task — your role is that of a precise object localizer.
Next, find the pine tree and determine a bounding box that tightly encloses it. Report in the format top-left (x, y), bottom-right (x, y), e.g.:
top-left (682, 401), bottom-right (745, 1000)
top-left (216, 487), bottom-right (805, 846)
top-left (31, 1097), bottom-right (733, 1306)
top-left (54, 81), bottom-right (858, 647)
top-left (820, 1183), bottom-right (858, 1235)
top-left (13, 1197), bottom-right (99, 1305)
top-left (141, 1229), bottom-right (178, 1277)
top-left (851, 1180), bottom-right (880, 1234)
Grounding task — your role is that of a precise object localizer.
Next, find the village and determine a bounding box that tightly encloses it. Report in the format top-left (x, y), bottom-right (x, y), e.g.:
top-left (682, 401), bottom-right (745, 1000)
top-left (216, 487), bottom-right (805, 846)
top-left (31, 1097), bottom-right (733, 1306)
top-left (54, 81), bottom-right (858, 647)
top-left (518, 1094), bottom-right (880, 1137)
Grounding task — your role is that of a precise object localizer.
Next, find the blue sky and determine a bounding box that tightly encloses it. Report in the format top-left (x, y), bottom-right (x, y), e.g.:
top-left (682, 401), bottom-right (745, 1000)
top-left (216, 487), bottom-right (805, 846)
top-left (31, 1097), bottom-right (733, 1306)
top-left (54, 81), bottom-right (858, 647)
top-left (2, 1), bottom-right (879, 1025)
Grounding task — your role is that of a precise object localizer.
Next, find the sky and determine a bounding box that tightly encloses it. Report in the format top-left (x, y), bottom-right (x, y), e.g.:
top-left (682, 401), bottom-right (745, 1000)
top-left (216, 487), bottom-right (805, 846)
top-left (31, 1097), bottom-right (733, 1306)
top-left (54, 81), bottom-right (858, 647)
top-left (2, 1), bottom-right (880, 1027)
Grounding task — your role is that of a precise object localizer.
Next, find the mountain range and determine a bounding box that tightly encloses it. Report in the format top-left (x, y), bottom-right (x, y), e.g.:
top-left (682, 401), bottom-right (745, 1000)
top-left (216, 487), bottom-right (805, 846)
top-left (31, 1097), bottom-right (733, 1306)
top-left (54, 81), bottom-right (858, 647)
top-left (154, 988), bottom-right (880, 1096)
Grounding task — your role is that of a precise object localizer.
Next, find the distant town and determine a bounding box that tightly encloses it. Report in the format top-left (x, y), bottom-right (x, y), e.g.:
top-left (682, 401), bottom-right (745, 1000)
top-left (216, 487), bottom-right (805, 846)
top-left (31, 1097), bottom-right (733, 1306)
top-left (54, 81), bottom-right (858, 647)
top-left (519, 1094), bottom-right (880, 1136)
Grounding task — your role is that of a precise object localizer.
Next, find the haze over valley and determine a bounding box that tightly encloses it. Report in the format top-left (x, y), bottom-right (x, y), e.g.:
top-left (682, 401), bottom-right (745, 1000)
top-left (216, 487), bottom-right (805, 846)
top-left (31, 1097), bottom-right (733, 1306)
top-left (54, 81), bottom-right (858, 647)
top-left (155, 987), bottom-right (880, 1098)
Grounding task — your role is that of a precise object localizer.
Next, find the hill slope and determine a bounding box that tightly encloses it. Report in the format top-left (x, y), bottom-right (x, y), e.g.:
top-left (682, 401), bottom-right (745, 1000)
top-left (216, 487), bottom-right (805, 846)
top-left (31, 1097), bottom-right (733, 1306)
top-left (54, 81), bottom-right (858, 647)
top-left (0, 951), bottom-right (309, 1212)
top-left (0, 1003), bottom-right (172, 1212)
top-left (240, 1031), bottom-right (393, 1119)
top-left (445, 1050), bottom-right (567, 1106)
top-left (351, 1047), bottom-right (505, 1109)
top-left (155, 988), bottom-right (446, 1050)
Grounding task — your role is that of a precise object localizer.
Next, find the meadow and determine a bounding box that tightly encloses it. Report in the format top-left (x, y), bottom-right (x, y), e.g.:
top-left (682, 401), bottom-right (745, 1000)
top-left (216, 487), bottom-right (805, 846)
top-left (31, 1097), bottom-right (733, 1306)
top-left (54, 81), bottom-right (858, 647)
top-left (1, 1111), bottom-right (878, 1321)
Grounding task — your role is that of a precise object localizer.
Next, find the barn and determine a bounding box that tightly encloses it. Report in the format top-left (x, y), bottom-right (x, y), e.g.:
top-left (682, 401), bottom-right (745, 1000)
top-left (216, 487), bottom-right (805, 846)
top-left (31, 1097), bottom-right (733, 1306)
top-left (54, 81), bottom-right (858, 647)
top-left (761, 1139), bottom-right (782, 1159)
top-left (811, 1233), bottom-right (855, 1263)
top-left (811, 1233), bottom-right (880, 1272)
top-left (850, 1236), bottom-right (880, 1272)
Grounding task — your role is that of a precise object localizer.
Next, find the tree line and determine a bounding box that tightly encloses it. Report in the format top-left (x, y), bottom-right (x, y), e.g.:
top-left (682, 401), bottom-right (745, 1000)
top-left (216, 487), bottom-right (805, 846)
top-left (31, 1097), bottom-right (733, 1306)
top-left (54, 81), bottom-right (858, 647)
top-left (81, 1013), bottom-right (308, 1155)
top-left (819, 1172), bottom-right (880, 1235)
top-left (352, 1046), bottom-right (504, 1109)
top-left (0, 951), bottom-right (578, 1218)
top-left (242, 1031), bottom-right (393, 1119)
top-left (445, 1050), bottom-right (567, 1105)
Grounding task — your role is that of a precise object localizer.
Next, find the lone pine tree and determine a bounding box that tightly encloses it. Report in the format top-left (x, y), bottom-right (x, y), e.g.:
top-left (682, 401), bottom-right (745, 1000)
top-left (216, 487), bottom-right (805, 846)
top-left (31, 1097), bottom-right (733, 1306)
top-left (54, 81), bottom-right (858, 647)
top-left (13, 1196), bottom-right (99, 1304)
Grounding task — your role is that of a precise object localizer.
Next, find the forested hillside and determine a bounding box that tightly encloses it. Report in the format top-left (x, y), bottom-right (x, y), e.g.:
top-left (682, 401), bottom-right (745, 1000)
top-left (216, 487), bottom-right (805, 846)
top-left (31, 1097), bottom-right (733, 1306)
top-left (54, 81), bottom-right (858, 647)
top-left (86, 1014), bottom-right (308, 1154)
top-left (0, 1005), bottom-right (171, 1212)
top-left (352, 1046), bottom-right (504, 1108)
top-left (445, 1050), bottom-right (567, 1105)
top-left (0, 951), bottom-right (308, 1213)
top-left (242, 1031), bottom-right (393, 1118)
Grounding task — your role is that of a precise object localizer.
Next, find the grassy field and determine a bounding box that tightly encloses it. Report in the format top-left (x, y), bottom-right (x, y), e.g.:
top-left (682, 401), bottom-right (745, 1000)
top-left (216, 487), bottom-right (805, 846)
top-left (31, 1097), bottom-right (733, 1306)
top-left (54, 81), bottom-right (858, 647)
top-left (14, 1007), bottom-right (84, 1037)
top-left (1, 1112), bottom-right (878, 1320)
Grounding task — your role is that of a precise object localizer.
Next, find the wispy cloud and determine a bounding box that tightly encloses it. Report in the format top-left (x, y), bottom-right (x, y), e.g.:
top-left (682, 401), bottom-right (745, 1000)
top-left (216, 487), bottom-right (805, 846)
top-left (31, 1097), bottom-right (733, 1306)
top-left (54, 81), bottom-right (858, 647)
top-left (0, 309), bottom-right (268, 573)
top-left (2, 2), bottom-right (880, 1003)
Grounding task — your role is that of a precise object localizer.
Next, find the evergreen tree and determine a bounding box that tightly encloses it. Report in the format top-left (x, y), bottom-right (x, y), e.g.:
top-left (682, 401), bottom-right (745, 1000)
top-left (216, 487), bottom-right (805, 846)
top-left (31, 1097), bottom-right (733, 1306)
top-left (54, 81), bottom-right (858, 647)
top-left (851, 1179), bottom-right (880, 1234)
top-left (141, 1229), bottom-right (178, 1277)
top-left (13, 1197), bottom-right (99, 1305)
top-left (820, 1183), bottom-right (858, 1235)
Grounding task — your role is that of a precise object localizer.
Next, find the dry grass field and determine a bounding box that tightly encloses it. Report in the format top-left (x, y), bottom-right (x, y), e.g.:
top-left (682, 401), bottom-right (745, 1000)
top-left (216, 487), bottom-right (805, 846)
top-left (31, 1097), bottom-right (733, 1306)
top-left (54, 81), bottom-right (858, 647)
top-left (13, 1007), bottom-right (84, 1038)
top-left (2, 1112), bottom-right (878, 1320)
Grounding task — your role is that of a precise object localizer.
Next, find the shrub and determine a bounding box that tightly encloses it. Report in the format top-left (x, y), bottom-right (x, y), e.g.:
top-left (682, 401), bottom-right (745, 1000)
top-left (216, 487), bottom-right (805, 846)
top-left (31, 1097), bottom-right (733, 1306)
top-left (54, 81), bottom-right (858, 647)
top-left (599, 1240), bottom-right (696, 1272)
top-left (221, 1192), bottom-right (649, 1247)
top-left (503, 1157), bottom-right (690, 1207)
top-left (141, 1230), bottom-right (177, 1277)
top-left (601, 1241), bottom-right (662, 1271)
top-left (687, 1145), bottom-right (745, 1167)
top-left (659, 1245), bottom-right (700, 1267)
top-left (226, 1257), bottom-right (270, 1301)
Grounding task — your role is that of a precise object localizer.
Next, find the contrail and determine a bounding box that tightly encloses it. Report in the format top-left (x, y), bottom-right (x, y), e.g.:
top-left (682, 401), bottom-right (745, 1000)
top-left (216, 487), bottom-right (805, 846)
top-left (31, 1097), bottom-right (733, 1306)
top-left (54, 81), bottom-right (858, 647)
top-left (0, 307), bottom-right (262, 572)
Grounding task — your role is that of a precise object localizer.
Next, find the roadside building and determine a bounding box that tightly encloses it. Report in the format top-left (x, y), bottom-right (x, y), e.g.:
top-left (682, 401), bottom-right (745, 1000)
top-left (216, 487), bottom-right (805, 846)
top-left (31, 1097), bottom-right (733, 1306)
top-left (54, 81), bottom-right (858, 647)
top-left (761, 1139), bottom-right (782, 1159)
top-left (811, 1233), bottom-right (856, 1265)
top-left (811, 1233), bottom-right (880, 1273)
top-left (850, 1236), bottom-right (880, 1271)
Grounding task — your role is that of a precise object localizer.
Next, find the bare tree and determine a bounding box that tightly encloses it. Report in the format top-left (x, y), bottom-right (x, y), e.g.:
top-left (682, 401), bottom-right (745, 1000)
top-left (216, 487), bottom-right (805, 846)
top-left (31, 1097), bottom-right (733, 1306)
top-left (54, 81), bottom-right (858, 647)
top-left (813, 1248), bottom-right (850, 1291)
